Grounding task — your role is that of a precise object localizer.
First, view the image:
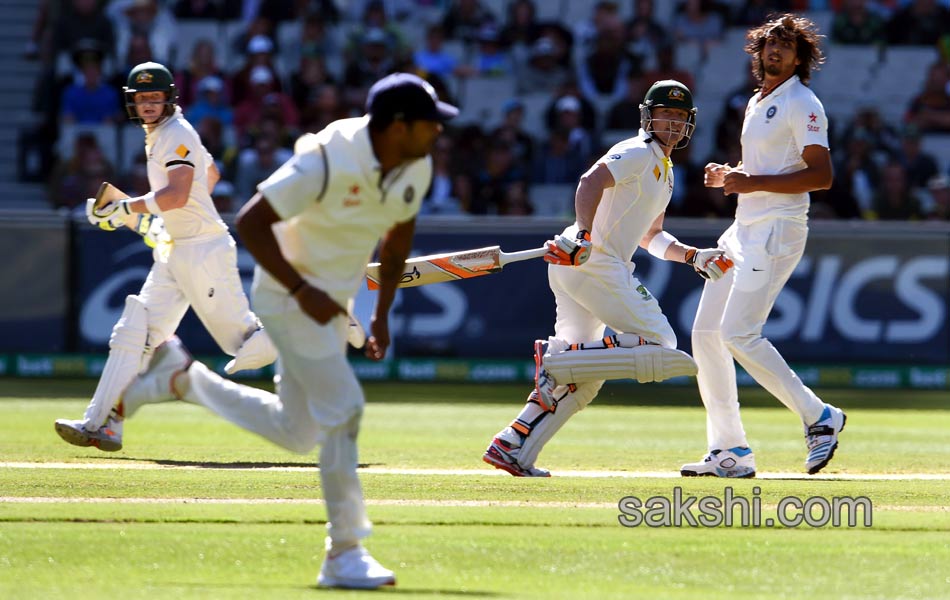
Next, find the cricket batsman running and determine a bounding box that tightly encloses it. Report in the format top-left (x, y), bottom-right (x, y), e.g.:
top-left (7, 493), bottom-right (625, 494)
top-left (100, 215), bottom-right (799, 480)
top-left (484, 80), bottom-right (733, 477)
top-left (681, 14), bottom-right (845, 478)
top-left (54, 61), bottom-right (277, 451)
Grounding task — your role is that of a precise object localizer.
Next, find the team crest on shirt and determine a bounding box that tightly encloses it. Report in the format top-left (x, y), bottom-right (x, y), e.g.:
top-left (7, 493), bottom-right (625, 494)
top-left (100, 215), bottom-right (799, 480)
top-left (636, 284), bottom-right (653, 300)
top-left (404, 185), bottom-right (415, 203)
top-left (766, 105), bottom-right (777, 121)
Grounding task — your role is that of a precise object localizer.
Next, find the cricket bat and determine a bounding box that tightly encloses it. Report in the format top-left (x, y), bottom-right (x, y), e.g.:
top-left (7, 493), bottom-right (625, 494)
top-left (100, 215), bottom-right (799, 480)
top-left (365, 246), bottom-right (548, 290)
top-left (93, 181), bottom-right (154, 238)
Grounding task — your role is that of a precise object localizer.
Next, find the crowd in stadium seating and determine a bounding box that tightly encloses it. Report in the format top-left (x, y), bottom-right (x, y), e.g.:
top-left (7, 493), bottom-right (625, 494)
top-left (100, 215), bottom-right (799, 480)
top-left (24, 0), bottom-right (950, 220)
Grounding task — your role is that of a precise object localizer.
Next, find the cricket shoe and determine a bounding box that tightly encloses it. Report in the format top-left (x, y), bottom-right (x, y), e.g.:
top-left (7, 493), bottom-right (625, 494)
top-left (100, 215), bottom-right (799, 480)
top-left (317, 546), bottom-right (395, 589)
top-left (680, 446), bottom-right (756, 478)
top-left (53, 414), bottom-right (123, 452)
top-left (533, 339), bottom-right (557, 411)
top-left (482, 436), bottom-right (551, 477)
top-left (118, 336), bottom-right (193, 419)
top-left (804, 404), bottom-right (847, 475)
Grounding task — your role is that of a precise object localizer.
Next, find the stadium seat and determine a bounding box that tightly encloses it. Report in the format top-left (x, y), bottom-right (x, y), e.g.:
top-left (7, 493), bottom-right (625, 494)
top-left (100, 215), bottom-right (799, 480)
top-left (172, 20), bottom-right (225, 72)
top-left (118, 124), bottom-right (145, 175)
top-left (529, 183), bottom-right (575, 218)
top-left (920, 134), bottom-right (950, 174)
top-left (456, 76), bottom-right (517, 130)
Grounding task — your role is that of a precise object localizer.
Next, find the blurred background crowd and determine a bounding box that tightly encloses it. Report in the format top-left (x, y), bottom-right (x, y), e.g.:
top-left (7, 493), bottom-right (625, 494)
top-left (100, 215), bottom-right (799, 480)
top-left (18, 0), bottom-right (950, 221)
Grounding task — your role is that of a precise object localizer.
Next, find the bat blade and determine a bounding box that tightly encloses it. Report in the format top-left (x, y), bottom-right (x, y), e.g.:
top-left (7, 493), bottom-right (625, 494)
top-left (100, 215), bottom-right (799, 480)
top-left (365, 246), bottom-right (547, 290)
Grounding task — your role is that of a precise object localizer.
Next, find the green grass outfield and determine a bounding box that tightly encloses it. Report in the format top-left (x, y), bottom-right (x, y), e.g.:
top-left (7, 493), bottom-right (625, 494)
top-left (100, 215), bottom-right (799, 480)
top-left (1, 380), bottom-right (948, 599)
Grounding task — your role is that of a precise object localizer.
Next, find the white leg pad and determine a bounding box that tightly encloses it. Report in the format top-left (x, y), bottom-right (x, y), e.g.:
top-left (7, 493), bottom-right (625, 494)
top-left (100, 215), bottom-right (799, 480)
top-left (224, 325), bottom-right (278, 374)
top-left (544, 345), bottom-right (697, 384)
top-left (83, 295), bottom-right (149, 429)
top-left (517, 381), bottom-right (602, 468)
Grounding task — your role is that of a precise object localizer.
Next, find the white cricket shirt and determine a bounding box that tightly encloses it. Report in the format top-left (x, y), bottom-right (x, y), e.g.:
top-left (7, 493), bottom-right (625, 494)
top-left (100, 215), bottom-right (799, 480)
top-left (577, 130), bottom-right (674, 263)
top-left (736, 75), bottom-right (829, 224)
top-left (144, 107), bottom-right (227, 242)
top-left (256, 116), bottom-right (430, 305)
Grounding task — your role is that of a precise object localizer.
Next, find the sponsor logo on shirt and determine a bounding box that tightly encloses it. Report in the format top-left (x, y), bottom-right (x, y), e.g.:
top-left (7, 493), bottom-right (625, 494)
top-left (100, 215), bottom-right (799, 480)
top-left (175, 144), bottom-right (191, 158)
top-left (344, 184), bottom-right (361, 207)
top-left (807, 112), bottom-right (820, 132)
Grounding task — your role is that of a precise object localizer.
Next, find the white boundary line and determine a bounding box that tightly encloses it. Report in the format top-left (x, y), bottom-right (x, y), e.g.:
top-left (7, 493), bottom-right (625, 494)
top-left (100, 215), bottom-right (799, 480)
top-left (2, 462), bottom-right (949, 480)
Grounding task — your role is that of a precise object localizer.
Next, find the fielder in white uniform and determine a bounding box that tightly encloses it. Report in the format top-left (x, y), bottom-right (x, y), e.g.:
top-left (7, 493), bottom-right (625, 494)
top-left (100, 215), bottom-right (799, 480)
top-left (483, 80), bottom-right (733, 477)
top-left (117, 73), bottom-right (457, 589)
top-left (681, 14), bottom-right (846, 478)
top-left (54, 62), bottom-right (277, 452)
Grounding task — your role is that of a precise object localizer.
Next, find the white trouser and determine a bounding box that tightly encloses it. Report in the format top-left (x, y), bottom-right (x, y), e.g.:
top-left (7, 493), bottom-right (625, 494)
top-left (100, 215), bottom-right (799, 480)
top-left (515, 254), bottom-right (677, 467)
top-left (182, 284), bottom-right (370, 549)
top-left (692, 218), bottom-right (825, 451)
top-left (84, 234), bottom-right (263, 429)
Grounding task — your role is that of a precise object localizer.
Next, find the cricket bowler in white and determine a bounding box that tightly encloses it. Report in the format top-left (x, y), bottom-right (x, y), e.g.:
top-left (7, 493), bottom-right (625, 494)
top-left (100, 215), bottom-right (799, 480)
top-left (681, 14), bottom-right (845, 478)
top-left (54, 62), bottom-right (277, 451)
top-left (484, 80), bottom-right (733, 477)
top-left (117, 73), bottom-right (458, 589)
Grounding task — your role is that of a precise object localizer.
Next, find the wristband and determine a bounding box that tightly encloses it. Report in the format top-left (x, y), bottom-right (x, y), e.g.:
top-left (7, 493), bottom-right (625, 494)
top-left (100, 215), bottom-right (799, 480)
top-left (289, 280), bottom-right (307, 295)
top-left (647, 230), bottom-right (678, 260)
top-left (142, 191), bottom-right (160, 214)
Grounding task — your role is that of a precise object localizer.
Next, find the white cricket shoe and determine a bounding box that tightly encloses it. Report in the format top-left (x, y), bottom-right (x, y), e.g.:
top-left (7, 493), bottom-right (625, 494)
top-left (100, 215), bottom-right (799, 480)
top-left (317, 546), bottom-right (395, 589)
top-left (804, 404), bottom-right (847, 474)
top-left (119, 336), bottom-right (193, 419)
top-left (54, 416), bottom-right (122, 452)
top-left (680, 446), bottom-right (756, 478)
top-left (482, 435), bottom-right (551, 477)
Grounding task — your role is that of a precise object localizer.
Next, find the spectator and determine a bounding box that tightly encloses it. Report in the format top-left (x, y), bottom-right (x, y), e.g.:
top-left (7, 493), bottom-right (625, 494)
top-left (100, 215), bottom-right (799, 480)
top-left (234, 65), bottom-right (298, 138)
top-left (51, 0), bottom-right (115, 65)
top-left (642, 43), bottom-right (696, 93)
top-left (575, 1), bottom-right (621, 55)
top-left (300, 83), bottom-right (347, 133)
top-left (516, 37), bottom-right (573, 94)
top-left (545, 80), bottom-right (598, 132)
top-left (605, 70), bottom-right (646, 130)
top-left (344, 0), bottom-right (409, 63)
top-left (578, 19), bottom-right (641, 104)
top-left (233, 132), bottom-right (293, 201)
top-left (295, 12), bottom-right (339, 71)
top-left (186, 75), bottom-right (234, 126)
top-left (898, 125), bottom-right (939, 189)
top-left (414, 24), bottom-right (466, 80)
top-left (832, 0), bottom-right (887, 45)
top-left (536, 21), bottom-right (574, 70)
top-left (111, 0), bottom-right (177, 66)
top-left (829, 128), bottom-right (878, 218)
top-left (531, 128), bottom-right (586, 184)
top-left (925, 174), bottom-right (950, 219)
top-left (667, 143), bottom-right (705, 216)
top-left (421, 135), bottom-right (464, 215)
top-left (906, 61), bottom-right (950, 133)
top-left (195, 114), bottom-right (236, 179)
top-left (60, 42), bottom-right (120, 124)
top-left (626, 0), bottom-right (669, 68)
top-left (470, 141), bottom-right (527, 214)
top-left (840, 106), bottom-right (900, 160)
top-left (173, 0), bottom-right (219, 19)
top-left (290, 55), bottom-right (335, 111)
top-left (872, 160), bottom-right (924, 219)
top-left (471, 24), bottom-right (513, 77)
top-left (342, 28), bottom-right (396, 100)
top-left (175, 38), bottom-right (230, 108)
top-left (734, 0), bottom-right (793, 27)
top-left (491, 99), bottom-right (535, 171)
top-left (210, 179), bottom-right (235, 213)
top-left (553, 95), bottom-right (595, 161)
top-left (48, 132), bottom-right (115, 208)
top-left (886, 0), bottom-right (950, 46)
top-left (229, 14), bottom-right (277, 58)
top-left (673, 0), bottom-right (724, 55)
top-left (442, 0), bottom-right (493, 43)
top-left (118, 157), bottom-right (150, 197)
top-left (500, 0), bottom-right (540, 49)
top-left (231, 34), bottom-right (282, 105)
top-left (219, 0), bottom-right (298, 23)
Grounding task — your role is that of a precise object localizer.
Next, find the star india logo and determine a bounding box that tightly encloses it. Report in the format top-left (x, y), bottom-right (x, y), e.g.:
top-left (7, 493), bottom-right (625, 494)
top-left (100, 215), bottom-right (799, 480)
top-left (135, 71), bottom-right (154, 84)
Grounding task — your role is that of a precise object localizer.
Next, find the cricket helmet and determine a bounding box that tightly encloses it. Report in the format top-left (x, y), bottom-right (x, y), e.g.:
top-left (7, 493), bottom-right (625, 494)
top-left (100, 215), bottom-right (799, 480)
top-left (123, 62), bottom-right (178, 124)
top-left (639, 79), bottom-right (697, 149)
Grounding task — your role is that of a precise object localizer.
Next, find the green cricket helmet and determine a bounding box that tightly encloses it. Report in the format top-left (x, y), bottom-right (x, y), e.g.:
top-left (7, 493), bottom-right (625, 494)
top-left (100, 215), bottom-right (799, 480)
top-left (639, 79), bottom-right (697, 149)
top-left (123, 62), bottom-right (178, 124)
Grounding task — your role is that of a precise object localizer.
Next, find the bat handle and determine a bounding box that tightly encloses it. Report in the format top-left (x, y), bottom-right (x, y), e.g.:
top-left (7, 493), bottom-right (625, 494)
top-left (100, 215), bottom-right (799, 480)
top-left (500, 247), bottom-right (549, 265)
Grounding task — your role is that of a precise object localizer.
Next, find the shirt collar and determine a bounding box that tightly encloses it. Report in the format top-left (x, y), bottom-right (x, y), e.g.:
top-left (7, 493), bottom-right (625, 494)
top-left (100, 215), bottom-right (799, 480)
top-left (639, 128), bottom-right (668, 161)
top-left (760, 74), bottom-right (799, 101)
top-left (353, 115), bottom-right (382, 178)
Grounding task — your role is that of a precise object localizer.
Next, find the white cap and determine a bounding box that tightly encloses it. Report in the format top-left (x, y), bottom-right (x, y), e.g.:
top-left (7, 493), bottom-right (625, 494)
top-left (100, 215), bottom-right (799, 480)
top-left (556, 95), bottom-right (581, 113)
top-left (247, 35), bottom-right (274, 55)
top-left (197, 75), bottom-right (223, 93)
top-left (249, 65), bottom-right (273, 85)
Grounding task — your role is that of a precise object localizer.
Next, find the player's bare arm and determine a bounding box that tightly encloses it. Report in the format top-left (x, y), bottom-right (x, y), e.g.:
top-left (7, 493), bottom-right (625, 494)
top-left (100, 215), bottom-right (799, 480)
top-left (722, 144), bottom-right (832, 195)
top-left (368, 218), bottom-right (416, 360)
top-left (123, 165), bottom-right (194, 213)
top-left (641, 212), bottom-right (732, 280)
top-left (236, 192), bottom-right (344, 324)
top-left (574, 162), bottom-right (613, 232)
top-left (207, 160), bottom-right (220, 194)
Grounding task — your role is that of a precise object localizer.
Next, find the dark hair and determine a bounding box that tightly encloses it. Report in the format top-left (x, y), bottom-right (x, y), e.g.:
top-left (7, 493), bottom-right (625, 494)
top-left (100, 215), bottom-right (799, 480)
top-left (745, 13), bottom-right (824, 86)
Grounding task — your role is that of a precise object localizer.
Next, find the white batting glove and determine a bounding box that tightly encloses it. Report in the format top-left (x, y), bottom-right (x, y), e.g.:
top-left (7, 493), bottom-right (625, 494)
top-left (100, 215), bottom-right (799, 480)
top-left (86, 197), bottom-right (130, 230)
top-left (544, 230), bottom-right (592, 266)
top-left (686, 248), bottom-right (734, 281)
top-left (138, 214), bottom-right (170, 249)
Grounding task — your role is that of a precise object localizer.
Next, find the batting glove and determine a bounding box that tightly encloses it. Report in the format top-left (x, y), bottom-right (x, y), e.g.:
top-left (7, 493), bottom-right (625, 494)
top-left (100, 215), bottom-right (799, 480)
top-left (86, 197), bottom-right (131, 230)
top-left (545, 230), bottom-right (592, 266)
top-left (686, 247), bottom-right (733, 281)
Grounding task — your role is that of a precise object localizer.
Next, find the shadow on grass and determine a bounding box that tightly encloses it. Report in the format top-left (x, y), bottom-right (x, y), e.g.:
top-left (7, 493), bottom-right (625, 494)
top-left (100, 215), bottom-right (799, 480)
top-left (102, 456), bottom-right (390, 470)
top-left (152, 581), bottom-right (500, 597)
